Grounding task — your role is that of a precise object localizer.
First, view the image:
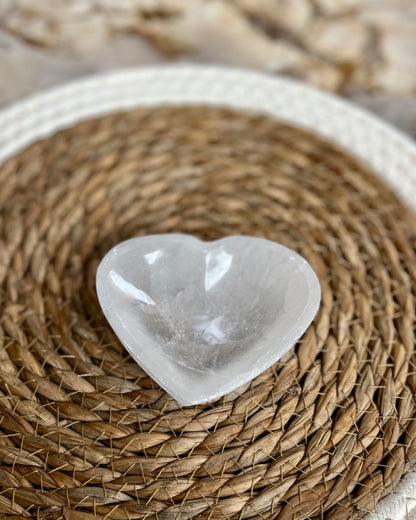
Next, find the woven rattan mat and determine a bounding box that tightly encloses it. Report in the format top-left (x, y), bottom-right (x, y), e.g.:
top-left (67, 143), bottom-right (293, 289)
top-left (0, 105), bottom-right (415, 520)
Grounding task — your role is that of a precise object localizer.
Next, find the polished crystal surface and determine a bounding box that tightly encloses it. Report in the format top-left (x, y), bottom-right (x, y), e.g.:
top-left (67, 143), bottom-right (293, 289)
top-left (96, 234), bottom-right (321, 405)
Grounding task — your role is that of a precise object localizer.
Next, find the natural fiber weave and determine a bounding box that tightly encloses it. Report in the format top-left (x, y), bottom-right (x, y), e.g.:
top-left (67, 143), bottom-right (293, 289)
top-left (0, 104), bottom-right (415, 520)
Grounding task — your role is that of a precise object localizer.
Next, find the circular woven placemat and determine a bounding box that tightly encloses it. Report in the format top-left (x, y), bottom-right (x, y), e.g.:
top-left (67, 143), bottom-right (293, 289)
top-left (0, 105), bottom-right (415, 520)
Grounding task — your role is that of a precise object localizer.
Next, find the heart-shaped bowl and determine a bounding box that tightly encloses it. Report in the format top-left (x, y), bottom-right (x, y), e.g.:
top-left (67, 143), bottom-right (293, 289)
top-left (96, 234), bottom-right (321, 405)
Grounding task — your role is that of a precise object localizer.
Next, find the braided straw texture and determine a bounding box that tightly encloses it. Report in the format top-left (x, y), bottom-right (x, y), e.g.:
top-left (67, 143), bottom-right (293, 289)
top-left (0, 66), bottom-right (415, 520)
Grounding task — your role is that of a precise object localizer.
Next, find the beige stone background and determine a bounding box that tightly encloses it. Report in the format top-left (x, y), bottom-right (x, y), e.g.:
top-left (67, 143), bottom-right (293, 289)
top-left (0, 0), bottom-right (416, 138)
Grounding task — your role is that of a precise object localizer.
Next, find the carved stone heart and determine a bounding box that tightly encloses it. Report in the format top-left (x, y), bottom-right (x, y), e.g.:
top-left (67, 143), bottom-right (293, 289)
top-left (96, 234), bottom-right (321, 405)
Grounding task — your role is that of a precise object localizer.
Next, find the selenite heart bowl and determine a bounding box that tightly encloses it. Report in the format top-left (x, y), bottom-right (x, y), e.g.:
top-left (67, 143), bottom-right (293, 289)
top-left (96, 234), bottom-right (321, 405)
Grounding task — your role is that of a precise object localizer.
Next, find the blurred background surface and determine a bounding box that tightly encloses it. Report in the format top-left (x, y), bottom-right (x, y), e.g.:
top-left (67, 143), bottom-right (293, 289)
top-left (0, 0), bottom-right (415, 137)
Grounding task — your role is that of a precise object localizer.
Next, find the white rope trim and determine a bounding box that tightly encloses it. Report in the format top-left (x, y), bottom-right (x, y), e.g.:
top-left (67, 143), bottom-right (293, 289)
top-left (0, 64), bottom-right (415, 519)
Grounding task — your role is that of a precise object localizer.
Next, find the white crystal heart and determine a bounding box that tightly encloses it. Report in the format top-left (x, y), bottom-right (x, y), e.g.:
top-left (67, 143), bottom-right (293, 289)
top-left (96, 234), bottom-right (321, 405)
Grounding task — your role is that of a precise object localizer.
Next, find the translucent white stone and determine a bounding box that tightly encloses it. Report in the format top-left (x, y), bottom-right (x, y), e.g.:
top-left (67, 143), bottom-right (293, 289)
top-left (96, 234), bottom-right (321, 405)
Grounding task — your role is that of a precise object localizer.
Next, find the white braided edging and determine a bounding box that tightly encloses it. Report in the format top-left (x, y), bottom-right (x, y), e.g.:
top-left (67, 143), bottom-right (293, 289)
top-left (1, 65), bottom-right (416, 214)
top-left (0, 64), bottom-right (415, 519)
